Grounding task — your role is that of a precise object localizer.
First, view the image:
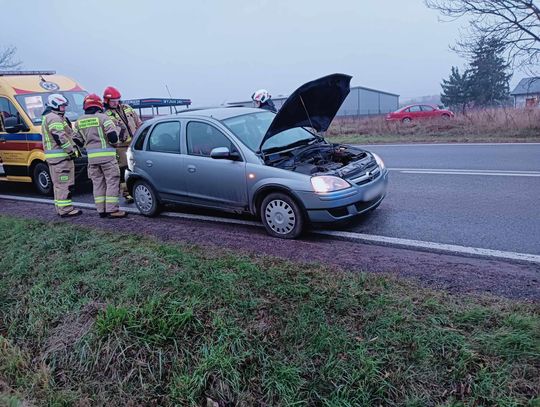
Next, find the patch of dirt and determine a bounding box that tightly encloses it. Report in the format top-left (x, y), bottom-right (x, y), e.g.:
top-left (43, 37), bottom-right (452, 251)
top-left (1, 199), bottom-right (539, 301)
top-left (41, 301), bottom-right (106, 360)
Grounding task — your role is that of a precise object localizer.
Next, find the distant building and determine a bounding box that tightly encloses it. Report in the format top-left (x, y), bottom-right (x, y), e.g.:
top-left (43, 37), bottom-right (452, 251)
top-left (511, 77), bottom-right (540, 108)
top-left (228, 85), bottom-right (399, 117)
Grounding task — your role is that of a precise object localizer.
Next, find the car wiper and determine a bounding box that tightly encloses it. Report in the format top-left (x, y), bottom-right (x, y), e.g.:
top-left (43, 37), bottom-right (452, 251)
top-left (262, 138), bottom-right (315, 154)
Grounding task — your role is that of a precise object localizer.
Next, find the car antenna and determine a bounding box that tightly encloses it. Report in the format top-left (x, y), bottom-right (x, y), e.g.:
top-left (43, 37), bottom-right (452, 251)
top-left (165, 84), bottom-right (179, 114)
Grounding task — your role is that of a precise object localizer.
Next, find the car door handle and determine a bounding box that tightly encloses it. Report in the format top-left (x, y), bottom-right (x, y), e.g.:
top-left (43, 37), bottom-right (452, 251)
top-left (187, 165), bottom-right (196, 173)
top-left (145, 160), bottom-right (153, 167)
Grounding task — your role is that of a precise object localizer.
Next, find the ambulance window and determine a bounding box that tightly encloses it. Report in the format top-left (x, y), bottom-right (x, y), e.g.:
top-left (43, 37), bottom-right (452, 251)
top-left (0, 98), bottom-right (23, 129)
top-left (133, 126), bottom-right (150, 150)
top-left (18, 95), bottom-right (44, 122)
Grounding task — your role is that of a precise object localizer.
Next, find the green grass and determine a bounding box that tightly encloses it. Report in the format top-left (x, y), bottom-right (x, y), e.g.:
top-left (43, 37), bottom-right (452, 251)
top-left (0, 215), bottom-right (539, 406)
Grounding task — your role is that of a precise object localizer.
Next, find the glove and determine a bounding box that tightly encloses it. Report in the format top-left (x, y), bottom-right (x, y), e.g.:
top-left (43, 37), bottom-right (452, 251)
top-left (68, 147), bottom-right (81, 159)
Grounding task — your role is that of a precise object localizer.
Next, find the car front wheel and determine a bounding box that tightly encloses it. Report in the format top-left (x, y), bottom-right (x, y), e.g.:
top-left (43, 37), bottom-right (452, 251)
top-left (260, 192), bottom-right (304, 239)
top-left (401, 117), bottom-right (412, 124)
top-left (32, 162), bottom-right (53, 196)
top-left (133, 180), bottom-right (161, 216)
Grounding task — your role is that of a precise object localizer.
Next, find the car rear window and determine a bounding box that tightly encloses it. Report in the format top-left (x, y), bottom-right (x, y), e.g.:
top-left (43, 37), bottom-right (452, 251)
top-left (147, 121), bottom-right (181, 153)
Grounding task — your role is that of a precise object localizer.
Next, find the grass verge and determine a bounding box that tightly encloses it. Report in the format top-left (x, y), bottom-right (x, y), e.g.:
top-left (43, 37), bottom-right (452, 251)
top-left (0, 216), bottom-right (538, 406)
top-left (326, 108), bottom-right (540, 144)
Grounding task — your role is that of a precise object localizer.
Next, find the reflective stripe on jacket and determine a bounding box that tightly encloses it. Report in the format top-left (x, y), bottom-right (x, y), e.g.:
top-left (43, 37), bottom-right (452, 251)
top-left (73, 112), bottom-right (118, 164)
top-left (42, 112), bottom-right (75, 164)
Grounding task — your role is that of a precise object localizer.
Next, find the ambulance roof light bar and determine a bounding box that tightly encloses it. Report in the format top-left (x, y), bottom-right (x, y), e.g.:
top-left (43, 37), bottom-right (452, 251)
top-left (0, 70), bottom-right (56, 76)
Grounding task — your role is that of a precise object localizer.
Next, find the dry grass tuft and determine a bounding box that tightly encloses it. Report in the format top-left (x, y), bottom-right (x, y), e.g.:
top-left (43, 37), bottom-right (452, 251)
top-left (326, 108), bottom-right (540, 144)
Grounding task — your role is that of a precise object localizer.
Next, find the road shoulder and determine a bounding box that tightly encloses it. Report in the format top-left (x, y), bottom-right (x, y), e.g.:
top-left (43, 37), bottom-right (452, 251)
top-left (0, 198), bottom-right (538, 301)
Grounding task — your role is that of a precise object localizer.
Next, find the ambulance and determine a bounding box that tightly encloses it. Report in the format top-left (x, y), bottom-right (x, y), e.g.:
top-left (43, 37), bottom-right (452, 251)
top-left (0, 71), bottom-right (88, 195)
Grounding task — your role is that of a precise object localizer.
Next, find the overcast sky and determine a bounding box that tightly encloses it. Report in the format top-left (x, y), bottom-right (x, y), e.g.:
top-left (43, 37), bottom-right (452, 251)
top-left (3, 0), bottom-right (493, 104)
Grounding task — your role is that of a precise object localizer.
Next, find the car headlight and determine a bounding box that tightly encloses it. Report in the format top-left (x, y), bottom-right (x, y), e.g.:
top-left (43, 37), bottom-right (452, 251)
top-left (311, 176), bottom-right (351, 193)
top-left (372, 153), bottom-right (385, 170)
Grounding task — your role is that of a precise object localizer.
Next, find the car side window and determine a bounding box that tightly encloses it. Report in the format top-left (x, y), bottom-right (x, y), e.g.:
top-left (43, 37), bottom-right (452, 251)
top-left (133, 126), bottom-right (150, 150)
top-left (421, 105), bottom-right (435, 111)
top-left (409, 106), bottom-right (422, 112)
top-left (147, 121), bottom-right (180, 153)
top-left (186, 121), bottom-right (236, 157)
top-left (0, 97), bottom-right (23, 132)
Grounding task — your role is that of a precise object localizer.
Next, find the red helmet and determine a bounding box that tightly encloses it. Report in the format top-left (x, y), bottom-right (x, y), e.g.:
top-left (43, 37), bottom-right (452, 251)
top-left (103, 86), bottom-right (121, 103)
top-left (83, 94), bottom-right (104, 111)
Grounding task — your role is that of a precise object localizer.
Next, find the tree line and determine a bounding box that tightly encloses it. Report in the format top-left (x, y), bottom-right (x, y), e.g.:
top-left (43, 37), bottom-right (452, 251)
top-left (427, 0), bottom-right (540, 113)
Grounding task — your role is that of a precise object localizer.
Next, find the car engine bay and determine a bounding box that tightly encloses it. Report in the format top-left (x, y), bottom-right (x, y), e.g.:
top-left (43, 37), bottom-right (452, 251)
top-left (264, 143), bottom-right (376, 179)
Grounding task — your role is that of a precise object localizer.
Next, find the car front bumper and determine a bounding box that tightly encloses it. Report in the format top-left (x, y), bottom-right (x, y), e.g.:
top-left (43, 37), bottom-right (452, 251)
top-left (296, 169), bottom-right (389, 223)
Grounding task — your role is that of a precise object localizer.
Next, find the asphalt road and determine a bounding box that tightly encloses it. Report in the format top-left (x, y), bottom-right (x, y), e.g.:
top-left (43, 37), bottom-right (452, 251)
top-left (1, 143), bottom-right (539, 256)
top-left (346, 143), bottom-right (540, 255)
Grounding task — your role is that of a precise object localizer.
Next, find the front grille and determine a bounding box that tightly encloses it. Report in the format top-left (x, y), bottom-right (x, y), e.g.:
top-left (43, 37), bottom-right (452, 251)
top-left (351, 164), bottom-right (380, 186)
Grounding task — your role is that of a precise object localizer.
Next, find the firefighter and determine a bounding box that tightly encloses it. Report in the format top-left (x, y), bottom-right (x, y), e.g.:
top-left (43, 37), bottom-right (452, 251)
top-left (251, 89), bottom-right (277, 113)
top-left (41, 94), bottom-right (81, 217)
top-left (73, 94), bottom-right (127, 218)
top-left (103, 86), bottom-right (142, 204)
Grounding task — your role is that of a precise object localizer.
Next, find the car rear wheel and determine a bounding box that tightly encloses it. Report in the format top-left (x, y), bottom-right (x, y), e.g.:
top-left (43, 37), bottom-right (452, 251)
top-left (32, 162), bottom-right (53, 196)
top-left (133, 180), bottom-right (161, 216)
top-left (441, 113), bottom-right (451, 120)
top-left (260, 193), bottom-right (304, 239)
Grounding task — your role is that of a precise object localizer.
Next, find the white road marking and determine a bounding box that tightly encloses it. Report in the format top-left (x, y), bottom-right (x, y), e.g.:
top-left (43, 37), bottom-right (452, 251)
top-left (397, 170), bottom-right (540, 177)
top-left (388, 168), bottom-right (540, 177)
top-left (355, 143), bottom-right (540, 147)
top-left (1, 194), bottom-right (539, 265)
top-left (316, 230), bottom-right (540, 264)
top-left (389, 168), bottom-right (540, 173)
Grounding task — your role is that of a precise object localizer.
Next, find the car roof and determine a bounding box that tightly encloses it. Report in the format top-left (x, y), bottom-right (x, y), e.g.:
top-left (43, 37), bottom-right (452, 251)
top-left (145, 107), bottom-right (264, 125)
top-left (400, 104), bottom-right (436, 110)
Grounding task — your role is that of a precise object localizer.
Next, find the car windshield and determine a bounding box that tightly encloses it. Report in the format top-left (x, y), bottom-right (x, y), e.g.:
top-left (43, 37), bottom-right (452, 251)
top-left (222, 111), bottom-right (316, 152)
top-left (15, 91), bottom-right (87, 124)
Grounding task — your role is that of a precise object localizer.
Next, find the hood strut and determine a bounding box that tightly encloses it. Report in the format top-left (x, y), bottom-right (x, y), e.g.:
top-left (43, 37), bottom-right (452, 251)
top-left (299, 95), bottom-right (315, 130)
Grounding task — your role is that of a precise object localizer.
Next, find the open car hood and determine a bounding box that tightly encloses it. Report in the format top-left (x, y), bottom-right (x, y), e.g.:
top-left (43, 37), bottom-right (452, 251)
top-left (259, 73), bottom-right (352, 152)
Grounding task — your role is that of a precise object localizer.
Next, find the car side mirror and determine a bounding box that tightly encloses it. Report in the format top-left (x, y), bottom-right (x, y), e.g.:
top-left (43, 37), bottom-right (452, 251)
top-left (210, 147), bottom-right (240, 160)
top-left (4, 116), bottom-right (29, 133)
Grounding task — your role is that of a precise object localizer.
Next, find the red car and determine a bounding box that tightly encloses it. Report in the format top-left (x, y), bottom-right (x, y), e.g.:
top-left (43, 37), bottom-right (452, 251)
top-left (386, 104), bottom-right (454, 123)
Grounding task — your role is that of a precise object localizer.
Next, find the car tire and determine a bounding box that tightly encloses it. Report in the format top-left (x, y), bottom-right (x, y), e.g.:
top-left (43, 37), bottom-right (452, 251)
top-left (32, 162), bottom-right (53, 196)
top-left (133, 180), bottom-right (161, 217)
top-left (401, 117), bottom-right (412, 124)
top-left (260, 192), bottom-right (304, 239)
top-left (441, 113), bottom-right (451, 120)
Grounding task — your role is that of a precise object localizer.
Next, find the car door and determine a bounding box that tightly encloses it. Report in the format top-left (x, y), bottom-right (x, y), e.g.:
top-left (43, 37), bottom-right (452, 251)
top-left (138, 120), bottom-right (187, 201)
top-left (408, 105), bottom-right (422, 119)
top-left (420, 105), bottom-right (436, 119)
top-left (0, 97), bottom-right (29, 178)
top-left (183, 120), bottom-right (247, 209)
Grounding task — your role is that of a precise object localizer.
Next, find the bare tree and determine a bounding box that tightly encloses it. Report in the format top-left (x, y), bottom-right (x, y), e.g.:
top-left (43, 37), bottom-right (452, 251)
top-left (0, 46), bottom-right (22, 70)
top-left (425, 0), bottom-right (540, 71)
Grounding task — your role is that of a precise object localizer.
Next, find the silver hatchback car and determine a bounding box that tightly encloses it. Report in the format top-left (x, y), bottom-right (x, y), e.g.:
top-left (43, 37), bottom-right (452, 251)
top-left (125, 74), bottom-right (388, 238)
